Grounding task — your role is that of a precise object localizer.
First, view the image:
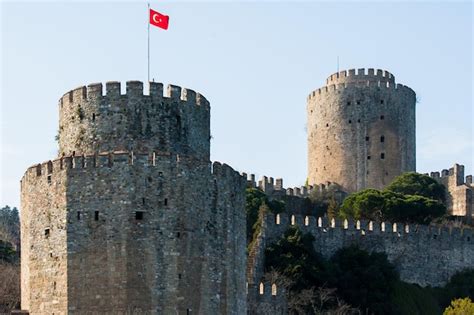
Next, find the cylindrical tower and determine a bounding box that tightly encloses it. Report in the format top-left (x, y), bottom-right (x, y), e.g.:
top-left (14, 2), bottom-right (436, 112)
top-left (307, 68), bottom-right (416, 192)
top-left (21, 81), bottom-right (247, 314)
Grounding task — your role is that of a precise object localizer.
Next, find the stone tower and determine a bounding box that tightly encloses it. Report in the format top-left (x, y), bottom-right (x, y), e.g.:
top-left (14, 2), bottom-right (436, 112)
top-left (20, 81), bottom-right (247, 314)
top-left (307, 69), bottom-right (416, 192)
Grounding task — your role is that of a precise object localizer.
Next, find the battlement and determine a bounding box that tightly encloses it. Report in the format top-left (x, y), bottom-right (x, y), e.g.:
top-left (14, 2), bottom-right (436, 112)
top-left (307, 79), bottom-right (415, 101)
top-left (326, 68), bottom-right (395, 85)
top-left (429, 163), bottom-right (472, 187)
top-left (241, 173), bottom-right (339, 198)
top-left (266, 213), bottom-right (473, 243)
top-left (59, 81), bottom-right (209, 109)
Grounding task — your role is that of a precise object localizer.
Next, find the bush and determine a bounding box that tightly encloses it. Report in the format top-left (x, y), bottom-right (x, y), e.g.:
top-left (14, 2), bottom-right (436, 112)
top-left (385, 172), bottom-right (446, 203)
top-left (443, 297), bottom-right (474, 315)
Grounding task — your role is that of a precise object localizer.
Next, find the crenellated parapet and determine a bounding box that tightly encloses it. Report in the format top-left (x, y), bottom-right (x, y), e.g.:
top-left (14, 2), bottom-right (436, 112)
top-left (428, 164), bottom-right (473, 218)
top-left (247, 281), bottom-right (287, 315)
top-left (252, 212), bottom-right (474, 287)
top-left (325, 68), bottom-right (395, 86)
top-left (58, 81), bottom-right (210, 159)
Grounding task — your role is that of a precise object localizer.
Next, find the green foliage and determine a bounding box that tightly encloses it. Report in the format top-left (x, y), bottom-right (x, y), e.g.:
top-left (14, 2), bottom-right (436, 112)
top-left (245, 188), bottom-right (285, 244)
top-left (328, 245), bottom-right (399, 314)
top-left (386, 172), bottom-right (446, 203)
top-left (265, 227), bottom-right (327, 292)
top-left (390, 281), bottom-right (442, 315)
top-left (443, 297), bottom-right (474, 315)
top-left (442, 269), bottom-right (474, 306)
top-left (339, 188), bottom-right (446, 224)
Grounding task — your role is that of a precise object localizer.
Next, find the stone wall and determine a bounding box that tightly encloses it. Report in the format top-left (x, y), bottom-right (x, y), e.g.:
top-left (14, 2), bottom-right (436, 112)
top-left (307, 68), bottom-right (416, 193)
top-left (429, 163), bottom-right (474, 219)
top-left (258, 212), bottom-right (473, 288)
top-left (21, 81), bottom-right (247, 315)
top-left (58, 81), bottom-right (210, 160)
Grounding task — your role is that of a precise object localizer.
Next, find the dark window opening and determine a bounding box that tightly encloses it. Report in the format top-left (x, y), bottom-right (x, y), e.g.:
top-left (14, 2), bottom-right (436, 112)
top-left (433, 235), bottom-right (437, 239)
top-left (177, 232), bottom-right (181, 238)
top-left (380, 115), bottom-right (385, 120)
top-left (148, 176), bottom-right (152, 182)
top-left (187, 309), bottom-right (191, 315)
top-left (326, 123), bottom-right (329, 127)
top-left (365, 136), bottom-right (369, 141)
top-left (92, 113), bottom-right (96, 121)
top-left (347, 101), bottom-right (351, 106)
top-left (385, 172), bottom-right (389, 176)
top-left (380, 100), bottom-right (384, 104)
top-left (77, 211), bottom-right (81, 220)
top-left (142, 198), bottom-right (146, 205)
top-left (381, 153), bottom-right (385, 159)
top-left (348, 120), bottom-right (352, 124)
top-left (135, 211), bottom-right (144, 220)
top-left (381, 136), bottom-right (385, 142)
top-left (164, 198), bottom-right (168, 206)
top-left (47, 175), bottom-right (52, 184)
top-left (94, 211), bottom-right (99, 221)
top-left (45, 228), bottom-right (50, 238)
top-left (468, 237), bottom-right (471, 242)
top-left (158, 172), bottom-right (163, 177)
top-left (367, 156), bottom-right (371, 160)
top-left (356, 101), bottom-right (361, 105)
top-left (357, 119), bottom-right (361, 123)
top-left (367, 171), bottom-right (369, 175)
top-left (179, 273), bottom-right (182, 279)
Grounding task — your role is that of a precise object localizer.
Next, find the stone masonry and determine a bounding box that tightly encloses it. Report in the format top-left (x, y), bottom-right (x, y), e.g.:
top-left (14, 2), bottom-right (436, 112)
top-left (20, 81), bottom-right (247, 314)
top-left (307, 69), bottom-right (416, 193)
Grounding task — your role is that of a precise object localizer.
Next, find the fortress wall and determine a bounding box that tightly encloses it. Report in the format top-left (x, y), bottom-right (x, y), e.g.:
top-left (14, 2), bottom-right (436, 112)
top-left (21, 152), bottom-right (246, 315)
top-left (307, 75), bottom-right (416, 193)
top-left (247, 281), bottom-right (287, 315)
top-left (261, 213), bottom-right (473, 287)
top-left (430, 164), bottom-right (474, 218)
top-left (58, 81), bottom-right (210, 159)
top-left (20, 162), bottom-right (69, 314)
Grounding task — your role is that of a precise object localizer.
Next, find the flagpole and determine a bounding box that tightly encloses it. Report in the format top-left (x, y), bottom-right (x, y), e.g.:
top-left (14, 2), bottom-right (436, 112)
top-left (147, 1), bottom-right (150, 83)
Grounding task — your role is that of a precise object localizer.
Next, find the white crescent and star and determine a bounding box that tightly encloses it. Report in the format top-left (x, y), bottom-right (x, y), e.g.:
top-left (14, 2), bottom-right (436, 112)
top-left (152, 13), bottom-right (162, 24)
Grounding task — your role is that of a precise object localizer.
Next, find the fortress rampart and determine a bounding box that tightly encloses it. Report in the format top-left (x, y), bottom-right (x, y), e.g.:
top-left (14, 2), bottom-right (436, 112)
top-left (20, 81), bottom-right (247, 315)
top-left (307, 68), bottom-right (416, 193)
top-left (58, 81), bottom-right (210, 159)
top-left (427, 164), bottom-right (474, 219)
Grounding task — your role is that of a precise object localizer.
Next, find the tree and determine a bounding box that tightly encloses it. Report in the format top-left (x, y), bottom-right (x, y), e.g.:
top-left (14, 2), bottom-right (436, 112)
top-left (0, 261), bottom-right (20, 313)
top-left (265, 227), bottom-right (327, 292)
top-left (443, 297), bottom-right (474, 315)
top-left (338, 189), bottom-right (446, 224)
top-left (385, 172), bottom-right (446, 203)
top-left (328, 245), bottom-right (399, 314)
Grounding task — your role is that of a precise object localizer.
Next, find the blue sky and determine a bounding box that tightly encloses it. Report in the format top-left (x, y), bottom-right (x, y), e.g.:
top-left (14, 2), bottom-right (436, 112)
top-left (1, 1), bottom-right (472, 208)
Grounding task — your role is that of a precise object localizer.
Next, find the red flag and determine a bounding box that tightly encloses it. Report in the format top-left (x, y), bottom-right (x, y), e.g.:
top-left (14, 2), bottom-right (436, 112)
top-left (149, 9), bottom-right (169, 30)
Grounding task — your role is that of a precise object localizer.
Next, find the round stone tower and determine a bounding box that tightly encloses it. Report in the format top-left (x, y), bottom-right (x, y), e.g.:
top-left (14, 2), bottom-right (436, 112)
top-left (307, 68), bottom-right (416, 193)
top-left (21, 81), bottom-right (247, 314)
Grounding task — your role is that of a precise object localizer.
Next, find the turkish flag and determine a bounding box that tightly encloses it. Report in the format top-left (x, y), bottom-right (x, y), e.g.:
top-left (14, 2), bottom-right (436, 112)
top-left (149, 9), bottom-right (169, 30)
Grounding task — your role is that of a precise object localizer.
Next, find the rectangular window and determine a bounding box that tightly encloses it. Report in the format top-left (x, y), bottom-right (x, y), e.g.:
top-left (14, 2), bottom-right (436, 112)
top-left (164, 198), bottom-right (168, 206)
top-left (381, 136), bottom-right (385, 142)
top-left (365, 136), bottom-right (369, 141)
top-left (77, 211), bottom-right (81, 220)
top-left (94, 211), bottom-right (99, 221)
top-left (381, 153), bottom-right (385, 159)
top-left (367, 156), bottom-right (371, 160)
top-left (45, 228), bottom-right (50, 238)
top-left (47, 175), bottom-right (52, 184)
top-left (135, 211), bottom-right (144, 220)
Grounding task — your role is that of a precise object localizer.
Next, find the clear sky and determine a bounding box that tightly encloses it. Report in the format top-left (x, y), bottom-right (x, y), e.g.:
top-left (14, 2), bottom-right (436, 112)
top-left (1, 0), bottom-right (472, 208)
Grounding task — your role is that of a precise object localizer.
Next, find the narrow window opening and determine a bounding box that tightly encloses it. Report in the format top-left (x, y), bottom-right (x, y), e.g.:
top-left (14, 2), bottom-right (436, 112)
top-left (385, 171), bottom-right (389, 176)
top-left (148, 176), bottom-right (152, 182)
top-left (347, 101), bottom-right (351, 106)
top-left (72, 150), bottom-right (75, 156)
top-left (142, 198), bottom-right (146, 205)
top-left (135, 211), bottom-right (144, 220)
top-left (326, 123), bottom-right (329, 127)
top-left (365, 136), bottom-right (369, 141)
top-left (77, 211), bottom-right (81, 220)
top-left (94, 211), bottom-right (99, 221)
top-left (380, 100), bottom-right (384, 104)
top-left (272, 283), bottom-right (277, 296)
top-left (348, 120), bottom-right (352, 124)
top-left (356, 101), bottom-right (361, 105)
top-left (179, 273), bottom-right (182, 279)
top-left (92, 113), bottom-right (96, 121)
top-left (380, 115), bottom-right (385, 120)
top-left (186, 309), bottom-right (191, 315)
top-left (164, 198), bottom-right (168, 206)
top-left (381, 153), bottom-right (385, 159)
top-left (468, 237), bottom-right (471, 242)
top-left (47, 175), bottom-right (52, 184)
top-left (357, 119), bottom-right (361, 123)
top-left (177, 232), bottom-right (181, 238)
top-left (367, 156), bottom-right (371, 160)
top-left (45, 228), bottom-right (50, 238)
top-left (380, 136), bottom-right (385, 142)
